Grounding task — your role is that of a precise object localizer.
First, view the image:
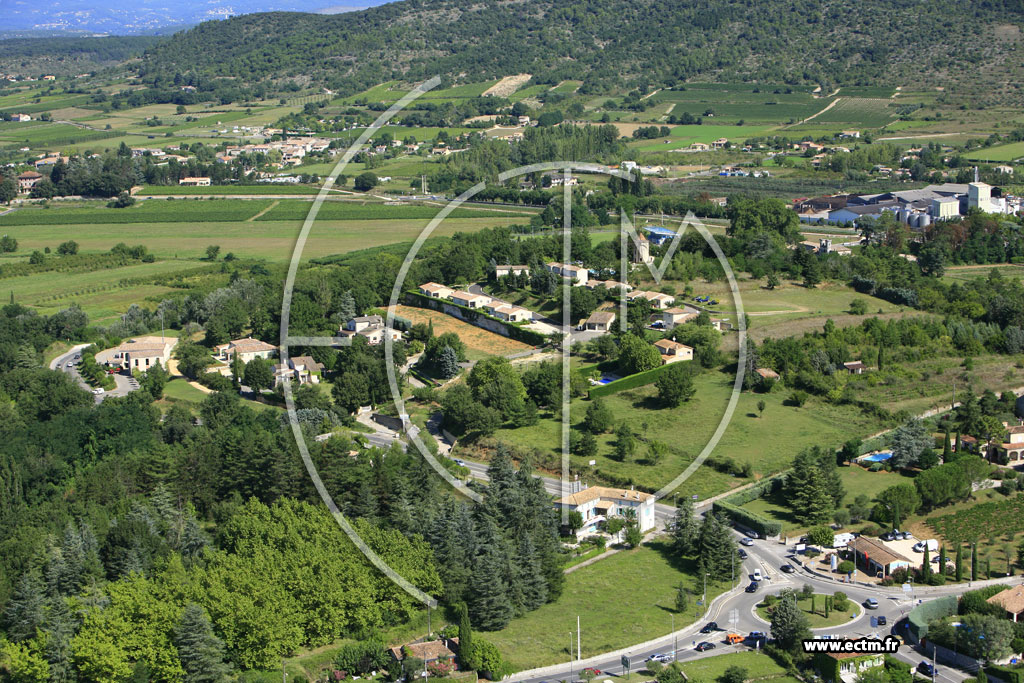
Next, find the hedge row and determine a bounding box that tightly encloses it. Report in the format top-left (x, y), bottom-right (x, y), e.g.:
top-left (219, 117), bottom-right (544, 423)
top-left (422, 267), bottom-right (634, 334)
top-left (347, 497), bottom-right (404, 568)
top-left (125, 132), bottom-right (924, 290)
top-left (403, 290), bottom-right (547, 346)
top-left (587, 362), bottom-right (678, 399)
top-left (987, 665), bottom-right (1024, 683)
top-left (712, 500), bottom-right (783, 538)
top-left (907, 595), bottom-right (956, 642)
top-left (720, 473), bottom-right (787, 507)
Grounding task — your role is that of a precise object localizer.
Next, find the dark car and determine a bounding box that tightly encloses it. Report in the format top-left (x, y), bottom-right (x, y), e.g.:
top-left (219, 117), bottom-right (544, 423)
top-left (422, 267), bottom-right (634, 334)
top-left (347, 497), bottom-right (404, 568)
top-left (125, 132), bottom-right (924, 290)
top-left (700, 622), bottom-right (719, 633)
top-left (745, 581), bottom-right (759, 593)
top-left (696, 642), bottom-right (716, 652)
top-left (881, 532), bottom-right (895, 541)
top-left (780, 564), bottom-right (795, 573)
top-left (738, 549), bottom-right (748, 559)
top-left (877, 615), bottom-right (887, 626)
top-left (917, 661), bottom-right (936, 677)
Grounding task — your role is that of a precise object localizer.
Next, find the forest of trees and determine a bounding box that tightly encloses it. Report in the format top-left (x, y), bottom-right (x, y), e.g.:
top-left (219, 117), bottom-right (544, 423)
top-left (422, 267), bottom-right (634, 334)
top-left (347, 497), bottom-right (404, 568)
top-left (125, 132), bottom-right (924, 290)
top-left (130, 0), bottom-right (1024, 103)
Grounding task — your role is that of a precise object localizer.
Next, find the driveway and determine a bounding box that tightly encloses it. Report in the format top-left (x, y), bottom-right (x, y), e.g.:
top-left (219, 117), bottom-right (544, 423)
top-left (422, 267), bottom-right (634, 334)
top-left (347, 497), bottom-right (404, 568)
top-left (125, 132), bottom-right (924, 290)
top-left (52, 344), bottom-right (140, 403)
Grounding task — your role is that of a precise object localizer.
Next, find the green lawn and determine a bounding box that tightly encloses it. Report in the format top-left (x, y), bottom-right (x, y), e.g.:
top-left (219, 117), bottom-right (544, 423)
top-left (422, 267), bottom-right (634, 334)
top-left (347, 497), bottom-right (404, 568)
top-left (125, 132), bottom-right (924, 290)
top-left (488, 540), bottom-right (727, 670)
top-left (493, 368), bottom-right (885, 500)
top-left (677, 651), bottom-right (788, 680)
top-left (755, 594), bottom-right (859, 628)
top-left (963, 141), bottom-right (1024, 162)
top-left (161, 378), bottom-right (211, 406)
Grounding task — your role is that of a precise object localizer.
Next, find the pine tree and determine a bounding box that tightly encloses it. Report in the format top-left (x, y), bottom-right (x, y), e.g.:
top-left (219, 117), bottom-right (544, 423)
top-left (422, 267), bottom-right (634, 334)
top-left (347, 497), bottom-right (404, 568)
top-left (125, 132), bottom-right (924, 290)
top-left (45, 596), bottom-right (76, 683)
top-left (697, 513), bottom-right (736, 582)
top-left (671, 496), bottom-right (700, 557)
top-left (515, 532), bottom-right (548, 612)
top-left (2, 571), bottom-right (45, 642)
top-left (175, 603), bottom-right (232, 683)
top-left (468, 518), bottom-right (514, 631)
top-left (439, 345), bottom-right (460, 379)
top-left (770, 591), bottom-right (810, 649)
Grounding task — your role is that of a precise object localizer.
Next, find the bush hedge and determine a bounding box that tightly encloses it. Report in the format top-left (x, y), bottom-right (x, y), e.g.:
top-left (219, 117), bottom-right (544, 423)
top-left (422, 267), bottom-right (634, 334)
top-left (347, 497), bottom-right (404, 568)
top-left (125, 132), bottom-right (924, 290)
top-left (587, 362), bottom-right (679, 399)
top-left (403, 290), bottom-right (547, 346)
top-left (987, 665), bottom-right (1024, 683)
top-left (712, 500), bottom-right (783, 537)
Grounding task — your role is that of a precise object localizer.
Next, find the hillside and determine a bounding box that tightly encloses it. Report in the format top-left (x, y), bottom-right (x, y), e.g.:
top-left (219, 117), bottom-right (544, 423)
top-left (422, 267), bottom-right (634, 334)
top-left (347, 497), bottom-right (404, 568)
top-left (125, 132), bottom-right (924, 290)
top-left (134, 0), bottom-right (1024, 102)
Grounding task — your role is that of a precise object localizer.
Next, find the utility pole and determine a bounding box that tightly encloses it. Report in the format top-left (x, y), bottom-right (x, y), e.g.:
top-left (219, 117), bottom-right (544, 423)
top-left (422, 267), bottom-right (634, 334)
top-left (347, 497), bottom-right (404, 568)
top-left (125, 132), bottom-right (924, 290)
top-left (282, 659), bottom-right (286, 683)
top-left (428, 605), bottom-right (431, 637)
top-left (703, 572), bottom-right (708, 615)
top-left (577, 615), bottom-right (581, 661)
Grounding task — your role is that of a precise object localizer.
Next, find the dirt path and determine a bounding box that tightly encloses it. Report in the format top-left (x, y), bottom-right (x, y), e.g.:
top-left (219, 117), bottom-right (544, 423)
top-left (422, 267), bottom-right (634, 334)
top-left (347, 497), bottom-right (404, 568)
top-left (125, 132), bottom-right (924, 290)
top-left (482, 73), bottom-right (532, 98)
top-left (876, 132), bottom-right (961, 141)
top-left (790, 97), bottom-right (841, 127)
top-left (247, 199), bottom-right (279, 221)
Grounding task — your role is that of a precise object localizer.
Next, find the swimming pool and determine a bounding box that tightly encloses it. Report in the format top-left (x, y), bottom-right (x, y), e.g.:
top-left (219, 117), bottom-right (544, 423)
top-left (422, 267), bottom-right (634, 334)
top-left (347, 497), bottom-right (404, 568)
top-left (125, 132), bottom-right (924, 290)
top-left (861, 451), bottom-right (893, 462)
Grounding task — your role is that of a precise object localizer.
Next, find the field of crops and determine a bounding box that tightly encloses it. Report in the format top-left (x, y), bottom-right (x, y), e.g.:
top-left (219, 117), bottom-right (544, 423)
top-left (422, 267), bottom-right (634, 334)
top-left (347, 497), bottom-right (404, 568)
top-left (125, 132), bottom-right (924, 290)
top-left (926, 497), bottom-right (1024, 543)
top-left (254, 200), bottom-right (533, 222)
top-left (139, 184), bottom-right (326, 196)
top-left (0, 199), bottom-right (273, 226)
top-left (963, 141), bottom-right (1024, 162)
top-left (0, 122), bottom-right (122, 148)
top-left (809, 98), bottom-right (894, 128)
top-left (651, 87), bottom-right (823, 124)
top-left (838, 85), bottom-right (897, 97)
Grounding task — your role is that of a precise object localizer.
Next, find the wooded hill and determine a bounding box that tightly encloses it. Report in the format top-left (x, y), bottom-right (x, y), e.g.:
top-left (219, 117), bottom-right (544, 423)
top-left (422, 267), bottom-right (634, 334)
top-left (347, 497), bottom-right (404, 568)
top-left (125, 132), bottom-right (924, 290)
top-left (132, 0), bottom-right (1024, 101)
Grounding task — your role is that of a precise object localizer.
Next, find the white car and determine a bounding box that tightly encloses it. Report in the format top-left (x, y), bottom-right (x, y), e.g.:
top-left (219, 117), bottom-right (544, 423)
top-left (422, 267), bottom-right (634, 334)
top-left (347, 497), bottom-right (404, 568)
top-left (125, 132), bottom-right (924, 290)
top-left (752, 569), bottom-right (763, 581)
top-left (91, 388), bottom-right (104, 395)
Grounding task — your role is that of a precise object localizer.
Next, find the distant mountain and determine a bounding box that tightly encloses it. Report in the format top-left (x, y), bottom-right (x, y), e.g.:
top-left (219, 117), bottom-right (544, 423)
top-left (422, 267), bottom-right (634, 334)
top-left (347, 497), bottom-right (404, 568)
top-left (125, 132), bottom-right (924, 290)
top-left (133, 0), bottom-right (1024, 103)
top-left (0, 0), bottom-right (381, 36)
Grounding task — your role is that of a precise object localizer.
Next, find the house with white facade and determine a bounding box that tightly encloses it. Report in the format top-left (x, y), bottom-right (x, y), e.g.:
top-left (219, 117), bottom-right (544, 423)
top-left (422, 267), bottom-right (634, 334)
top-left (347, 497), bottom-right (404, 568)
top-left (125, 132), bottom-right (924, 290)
top-left (214, 337), bottom-right (277, 363)
top-left (555, 484), bottom-right (656, 535)
top-left (339, 315), bottom-right (403, 345)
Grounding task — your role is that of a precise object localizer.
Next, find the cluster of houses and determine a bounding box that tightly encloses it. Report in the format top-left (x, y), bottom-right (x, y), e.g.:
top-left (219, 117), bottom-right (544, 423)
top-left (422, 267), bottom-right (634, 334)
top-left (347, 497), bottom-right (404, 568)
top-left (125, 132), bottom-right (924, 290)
top-left (219, 136), bottom-right (333, 166)
top-left (418, 282), bottom-right (535, 323)
top-left (795, 180), bottom-right (1021, 227)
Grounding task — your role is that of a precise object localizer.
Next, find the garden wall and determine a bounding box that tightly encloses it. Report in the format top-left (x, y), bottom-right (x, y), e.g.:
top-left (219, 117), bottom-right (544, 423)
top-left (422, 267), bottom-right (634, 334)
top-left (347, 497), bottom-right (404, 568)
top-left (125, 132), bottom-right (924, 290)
top-left (403, 291), bottom-right (547, 346)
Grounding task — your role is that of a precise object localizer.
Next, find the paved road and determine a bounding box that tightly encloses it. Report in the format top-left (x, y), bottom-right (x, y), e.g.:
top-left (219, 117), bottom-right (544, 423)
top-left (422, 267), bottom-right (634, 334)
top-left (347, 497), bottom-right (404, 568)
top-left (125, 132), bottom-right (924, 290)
top-left (51, 344), bottom-right (139, 403)
top-left (509, 532), bottom-right (978, 683)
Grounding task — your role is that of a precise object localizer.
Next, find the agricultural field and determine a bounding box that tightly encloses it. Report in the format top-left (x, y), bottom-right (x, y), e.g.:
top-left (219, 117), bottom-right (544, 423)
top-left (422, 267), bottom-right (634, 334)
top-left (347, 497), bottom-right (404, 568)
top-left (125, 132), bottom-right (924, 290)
top-left (487, 541), bottom-right (726, 670)
top-left (625, 124), bottom-right (777, 151)
top-left (138, 184), bottom-right (327, 196)
top-left (1, 258), bottom-right (205, 324)
top-left (963, 140), bottom-right (1024, 162)
top-left (805, 97), bottom-right (896, 128)
top-left (254, 200), bottom-right (534, 222)
top-left (651, 85), bottom-right (824, 124)
top-left (0, 216), bottom-right (528, 261)
top-left (0, 199), bottom-right (274, 225)
top-left (391, 304), bottom-right (533, 360)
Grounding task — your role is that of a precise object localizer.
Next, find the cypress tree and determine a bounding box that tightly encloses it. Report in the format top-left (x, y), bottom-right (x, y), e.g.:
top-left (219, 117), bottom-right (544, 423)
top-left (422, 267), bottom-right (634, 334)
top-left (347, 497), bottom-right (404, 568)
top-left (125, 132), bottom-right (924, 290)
top-left (939, 546), bottom-right (947, 580)
top-left (457, 602), bottom-right (475, 670)
top-left (922, 546), bottom-right (931, 580)
top-left (955, 544), bottom-right (964, 581)
top-left (877, 345), bottom-right (884, 370)
top-left (942, 429), bottom-right (952, 462)
top-left (175, 603), bottom-right (232, 683)
top-left (972, 543), bottom-right (978, 580)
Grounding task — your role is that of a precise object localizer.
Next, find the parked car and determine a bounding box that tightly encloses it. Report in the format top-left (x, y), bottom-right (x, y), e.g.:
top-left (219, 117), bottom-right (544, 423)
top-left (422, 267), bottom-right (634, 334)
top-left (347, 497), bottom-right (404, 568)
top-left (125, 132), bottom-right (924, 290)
top-left (646, 654), bottom-right (672, 664)
top-left (752, 569), bottom-right (763, 581)
top-left (877, 615), bottom-right (887, 626)
top-left (700, 622), bottom-right (718, 634)
top-left (740, 537), bottom-right (754, 546)
top-left (745, 581), bottom-right (759, 593)
top-left (66, 361), bottom-right (74, 367)
top-left (917, 661), bottom-right (936, 677)
top-left (865, 598), bottom-right (879, 609)
top-left (695, 642), bottom-right (716, 652)
top-left (91, 388), bottom-right (104, 395)
top-left (738, 549), bottom-right (748, 559)
top-left (780, 564), bottom-right (795, 573)
top-left (881, 532), bottom-right (895, 541)
top-left (746, 530), bottom-right (760, 539)
top-left (748, 631), bottom-right (766, 643)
